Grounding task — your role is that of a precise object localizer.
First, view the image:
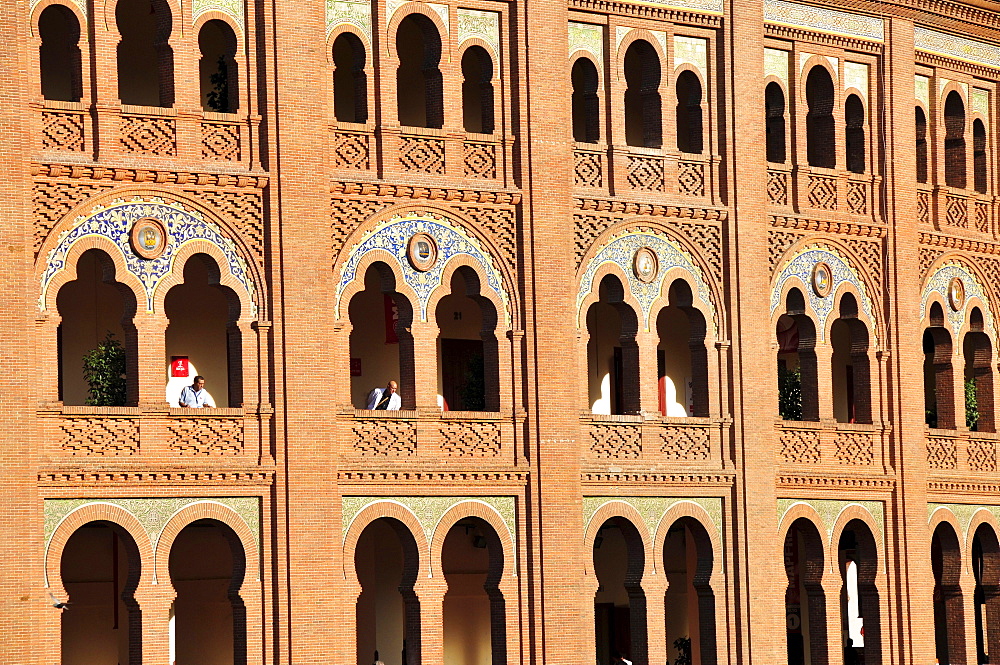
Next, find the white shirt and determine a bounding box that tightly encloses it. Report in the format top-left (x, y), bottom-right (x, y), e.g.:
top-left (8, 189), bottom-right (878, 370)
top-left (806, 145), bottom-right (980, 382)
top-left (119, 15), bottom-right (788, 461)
top-left (366, 387), bottom-right (401, 410)
top-left (179, 385), bottom-right (214, 408)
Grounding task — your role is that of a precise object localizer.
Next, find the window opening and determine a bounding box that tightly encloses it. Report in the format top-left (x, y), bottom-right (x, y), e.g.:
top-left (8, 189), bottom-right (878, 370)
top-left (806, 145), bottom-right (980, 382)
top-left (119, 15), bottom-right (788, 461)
top-left (39, 4), bottom-right (82, 102)
top-left (461, 46), bottom-right (494, 134)
top-left (396, 14), bottom-right (443, 128)
top-left (805, 66), bottom-right (835, 168)
top-left (845, 94), bottom-right (865, 174)
top-left (572, 58), bottom-right (600, 143)
top-left (199, 20), bottom-right (238, 113)
top-left (333, 32), bottom-right (368, 123)
top-left (624, 40), bottom-right (661, 148)
top-left (765, 82), bottom-right (786, 163)
top-left (675, 70), bottom-right (703, 154)
top-left (116, 0), bottom-right (174, 107)
top-left (944, 91), bottom-right (967, 189)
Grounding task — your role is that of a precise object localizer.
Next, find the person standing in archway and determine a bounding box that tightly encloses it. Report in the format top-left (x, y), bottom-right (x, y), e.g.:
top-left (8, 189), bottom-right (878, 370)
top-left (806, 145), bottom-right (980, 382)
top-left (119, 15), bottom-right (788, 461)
top-left (366, 381), bottom-right (400, 410)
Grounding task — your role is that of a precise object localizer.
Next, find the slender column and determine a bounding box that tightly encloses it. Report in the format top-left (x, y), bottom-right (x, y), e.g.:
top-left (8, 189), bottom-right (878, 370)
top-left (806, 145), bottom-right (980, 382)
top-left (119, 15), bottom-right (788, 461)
top-left (134, 312), bottom-right (169, 408)
top-left (36, 314), bottom-right (62, 405)
top-left (637, 330), bottom-right (660, 417)
top-left (134, 583), bottom-right (172, 665)
top-left (415, 580), bottom-right (447, 665)
top-left (644, 575), bottom-right (668, 665)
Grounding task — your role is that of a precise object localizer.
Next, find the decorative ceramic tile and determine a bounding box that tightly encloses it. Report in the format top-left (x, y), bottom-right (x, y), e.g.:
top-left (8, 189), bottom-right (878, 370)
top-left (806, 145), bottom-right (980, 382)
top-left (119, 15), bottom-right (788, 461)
top-left (428, 3), bottom-right (450, 34)
top-left (674, 35), bottom-right (707, 75)
top-left (39, 198), bottom-right (257, 317)
top-left (327, 0), bottom-right (373, 42)
top-left (192, 0), bottom-right (245, 31)
top-left (620, 0), bottom-right (723, 15)
top-left (844, 61), bottom-right (868, 99)
top-left (916, 26), bottom-right (1000, 70)
top-left (939, 78), bottom-right (969, 102)
top-left (387, 0), bottom-right (446, 34)
top-left (973, 88), bottom-right (990, 122)
top-left (335, 212), bottom-right (510, 324)
top-left (777, 498), bottom-right (884, 569)
top-left (576, 231), bottom-right (717, 334)
top-left (44, 497), bottom-right (260, 584)
top-left (615, 27), bottom-right (667, 56)
top-left (342, 495), bottom-right (517, 574)
top-left (921, 262), bottom-right (996, 351)
top-left (764, 48), bottom-right (789, 83)
top-left (915, 74), bottom-right (930, 108)
top-left (569, 22), bottom-right (604, 67)
top-left (770, 245), bottom-right (878, 344)
top-left (765, 0), bottom-right (883, 42)
top-left (800, 52), bottom-right (838, 77)
top-left (929, 503), bottom-right (1000, 539)
top-left (31, 0), bottom-right (86, 23)
top-left (457, 8), bottom-right (499, 55)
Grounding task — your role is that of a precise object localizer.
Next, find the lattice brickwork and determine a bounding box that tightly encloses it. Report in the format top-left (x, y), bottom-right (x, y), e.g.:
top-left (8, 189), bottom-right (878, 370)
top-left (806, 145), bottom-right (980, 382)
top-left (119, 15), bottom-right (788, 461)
top-left (440, 421), bottom-right (501, 457)
top-left (834, 430), bottom-right (874, 465)
top-left (201, 122), bottom-right (241, 161)
top-left (463, 141), bottom-right (496, 179)
top-left (927, 436), bottom-right (958, 469)
top-left (627, 156), bottom-right (665, 191)
top-left (677, 160), bottom-right (706, 196)
top-left (779, 428), bottom-right (821, 463)
top-left (969, 438), bottom-right (997, 472)
top-left (41, 111), bottom-right (85, 152)
top-left (574, 150), bottom-right (604, 188)
top-left (917, 191), bottom-right (930, 224)
top-left (768, 229), bottom-right (800, 271)
top-left (331, 198), bottom-right (389, 261)
top-left (807, 174), bottom-right (837, 210)
top-left (168, 419), bottom-right (243, 455)
top-left (589, 424), bottom-right (641, 459)
top-left (33, 180), bottom-right (115, 255)
top-left (353, 419), bottom-right (417, 456)
top-left (60, 418), bottom-right (139, 455)
top-left (945, 195), bottom-right (968, 229)
top-left (119, 115), bottom-right (177, 156)
top-left (658, 425), bottom-right (710, 460)
top-left (846, 180), bottom-right (867, 215)
top-left (767, 170), bottom-right (789, 206)
top-left (454, 205), bottom-right (517, 269)
top-left (332, 130), bottom-right (370, 170)
top-left (976, 201), bottom-right (991, 234)
top-left (399, 136), bottom-right (445, 174)
top-left (188, 188), bottom-right (265, 267)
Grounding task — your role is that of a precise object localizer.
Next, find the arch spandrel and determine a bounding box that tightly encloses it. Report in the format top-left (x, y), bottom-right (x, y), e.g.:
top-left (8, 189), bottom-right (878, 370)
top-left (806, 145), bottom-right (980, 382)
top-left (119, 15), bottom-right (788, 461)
top-left (334, 212), bottom-right (511, 325)
top-left (192, 0), bottom-right (245, 33)
top-left (921, 261), bottom-right (997, 350)
top-left (576, 231), bottom-right (718, 334)
top-left (770, 245), bottom-right (878, 344)
top-left (38, 197), bottom-right (258, 317)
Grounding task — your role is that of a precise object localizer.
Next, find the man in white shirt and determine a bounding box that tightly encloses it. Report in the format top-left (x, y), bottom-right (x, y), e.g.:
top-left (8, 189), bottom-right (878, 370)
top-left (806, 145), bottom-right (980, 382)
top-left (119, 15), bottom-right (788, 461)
top-left (366, 381), bottom-right (401, 410)
top-left (179, 375), bottom-right (215, 408)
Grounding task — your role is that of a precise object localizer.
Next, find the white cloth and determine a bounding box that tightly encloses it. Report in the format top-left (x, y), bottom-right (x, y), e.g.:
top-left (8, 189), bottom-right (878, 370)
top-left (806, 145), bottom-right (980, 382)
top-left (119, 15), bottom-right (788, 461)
top-left (366, 387), bottom-right (401, 410)
top-left (179, 385), bottom-right (214, 408)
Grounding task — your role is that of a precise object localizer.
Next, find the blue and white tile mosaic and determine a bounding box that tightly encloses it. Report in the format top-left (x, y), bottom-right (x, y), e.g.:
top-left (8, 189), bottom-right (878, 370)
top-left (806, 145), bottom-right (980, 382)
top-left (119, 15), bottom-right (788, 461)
top-left (769, 246), bottom-right (877, 344)
top-left (39, 198), bottom-right (257, 317)
top-left (335, 213), bottom-right (510, 324)
top-left (576, 231), bottom-right (716, 334)
top-left (921, 262), bottom-right (996, 350)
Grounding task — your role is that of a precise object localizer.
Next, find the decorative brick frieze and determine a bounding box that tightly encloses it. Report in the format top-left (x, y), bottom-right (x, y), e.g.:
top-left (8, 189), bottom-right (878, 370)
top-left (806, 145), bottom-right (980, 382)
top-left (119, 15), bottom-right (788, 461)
top-left (119, 114), bottom-right (177, 156)
top-left (60, 417), bottom-right (139, 455)
top-left (439, 419), bottom-right (501, 457)
top-left (201, 121), bottom-right (241, 161)
top-left (41, 110), bottom-right (85, 152)
top-left (352, 417), bottom-right (417, 456)
top-left (168, 418), bottom-right (244, 456)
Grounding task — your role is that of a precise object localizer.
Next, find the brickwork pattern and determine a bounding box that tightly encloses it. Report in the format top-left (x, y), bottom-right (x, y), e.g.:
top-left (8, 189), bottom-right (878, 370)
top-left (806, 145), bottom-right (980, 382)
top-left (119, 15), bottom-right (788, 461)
top-left (60, 418), bottom-right (139, 455)
top-left (167, 419), bottom-right (244, 455)
top-left (352, 418), bottom-right (417, 456)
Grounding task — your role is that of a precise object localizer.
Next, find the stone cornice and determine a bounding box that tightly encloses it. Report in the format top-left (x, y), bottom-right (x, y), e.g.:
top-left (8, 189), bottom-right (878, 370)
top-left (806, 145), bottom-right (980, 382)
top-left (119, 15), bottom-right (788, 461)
top-left (32, 162), bottom-right (268, 188)
top-left (331, 180), bottom-right (521, 205)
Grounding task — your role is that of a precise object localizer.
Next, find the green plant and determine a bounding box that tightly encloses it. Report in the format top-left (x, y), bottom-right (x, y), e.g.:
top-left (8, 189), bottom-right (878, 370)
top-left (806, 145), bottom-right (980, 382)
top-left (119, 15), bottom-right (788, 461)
top-left (778, 365), bottom-right (803, 421)
top-left (966, 377), bottom-right (979, 431)
top-left (673, 636), bottom-right (692, 665)
top-left (458, 352), bottom-right (486, 411)
top-left (82, 332), bottom-right (127, 407)
top-left (207, 55), bottom-right (230, 113)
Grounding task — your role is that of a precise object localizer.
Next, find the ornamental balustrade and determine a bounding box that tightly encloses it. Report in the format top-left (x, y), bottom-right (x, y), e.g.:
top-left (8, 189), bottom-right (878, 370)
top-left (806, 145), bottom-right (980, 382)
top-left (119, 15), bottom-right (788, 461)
top-left (775, 420), bottom-right (887, 471)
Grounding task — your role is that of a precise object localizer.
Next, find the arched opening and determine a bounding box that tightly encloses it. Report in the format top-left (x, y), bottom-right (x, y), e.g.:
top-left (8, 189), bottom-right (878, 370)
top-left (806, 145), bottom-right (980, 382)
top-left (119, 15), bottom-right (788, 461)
top-left (845, 94), bottom-right (865, 174)
top-left (199, 19), bottom-right (238, 113)
top-left (932, 521), bottom-right (966, 665)
top-left (974, 119), bottom-right (988, 194)
top-left (593, 517), bottom-right (647, 665)
top-left (60, 521), bottom-right (142, 665)
top-left (348, 263), bottom-right (416, 410)
top-left (396, 14), bottom-right (443, 129)
top-left (435, 268), bottom-right (500, 412)
top-left (964, 307), bottom-right (994, 432)
top-left (830, 293), bottom-right (872, 424)
top-left (442, 517), bottom-right (506, 665)
top-left (623, 40), bottom-right (661, 148)
top-left (923, 302), bottom-right (954, 429)
top-left (164, 254), bottom-right (243, 408)
top-left (39, 4), bottom-right (82, 102)
top-left (675, 70), bottom-right (703, 154)
top-left (461, 46), bottom-right (495, 134)
top-left (917, 107), bottom-right (929, 184)
top-left (765, 82), bottom-right (787, 163)
top-left (56, 249), bottom-right (137, 406)
top-left (663, 518), bottom-right (717, 665)
top-left (168, 519), bottom-right (247, 665)
top-left (572, 58), bottom-right (600, 144)
top-left (116, 0), bottom-right (174, 107)
top-left (333, 32), bottom-right (368, 123)
top-left (656, 279), bottom-right (708, 417)
top-left (355, 517), bottom-right (421, 665)
top-left (784, 518), bottom-right (828, 665)
top-left (587, 275), bottom-right (639, 415)
top-left (838, 520), bottom-right (882, 665)
top-left (776, 289), bottom-right (819, 422)
top-left (972, 523), bottom-right (1000, 664)
top-left (944, 91), bottom-right (967, 189)
top-left (805, 66), bottom-right (835, 169)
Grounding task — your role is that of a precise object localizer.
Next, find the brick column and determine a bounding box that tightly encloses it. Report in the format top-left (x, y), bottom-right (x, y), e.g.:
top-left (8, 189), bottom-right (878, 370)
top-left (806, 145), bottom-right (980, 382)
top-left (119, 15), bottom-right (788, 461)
top-left (815, 341), bottom-right (834, 422)
top-left (636, 329), bottom-right (660, 417)
top-left (644, 575), bottom-right (668, 665)
top-left (134, 312), bottom-right (169, 407)
top-left (951, 351), bottom-right (968, 431)
top-left (408, 319), bottom-right (440, 411)
top-left (414, 580), bottom-right (447, 665)
top-left (134, 583), bottom-right (172, 665)
top-left (36, 313), bottom-right (61, 405)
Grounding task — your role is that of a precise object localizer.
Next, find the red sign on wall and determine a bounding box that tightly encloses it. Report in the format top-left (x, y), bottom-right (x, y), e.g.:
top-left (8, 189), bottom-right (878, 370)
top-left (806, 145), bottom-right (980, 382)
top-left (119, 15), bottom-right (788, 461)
top-left (350, 358), bottom-right (362, 377)
top-left (171, 356), bottom-right (190, 377)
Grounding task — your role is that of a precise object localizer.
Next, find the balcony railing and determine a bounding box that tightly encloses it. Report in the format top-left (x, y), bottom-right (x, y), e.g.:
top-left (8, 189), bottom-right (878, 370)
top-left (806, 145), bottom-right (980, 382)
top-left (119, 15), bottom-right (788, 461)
top-left (776, 421), bottom-right (885, 470)
top-left (927, 428), bottom-right (1000, 474)
top-left (582, 414), bottom-right (722, 466)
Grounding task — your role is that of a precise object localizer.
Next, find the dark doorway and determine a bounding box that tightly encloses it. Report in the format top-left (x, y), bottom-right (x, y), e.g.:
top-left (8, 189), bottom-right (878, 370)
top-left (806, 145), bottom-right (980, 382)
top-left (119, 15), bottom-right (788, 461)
top-left (440, 338), bottom-right (485, 411)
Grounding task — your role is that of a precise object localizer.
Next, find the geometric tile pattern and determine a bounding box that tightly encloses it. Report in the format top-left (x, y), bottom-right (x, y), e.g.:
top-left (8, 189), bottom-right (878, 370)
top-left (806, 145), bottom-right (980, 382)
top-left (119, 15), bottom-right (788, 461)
top-left (921, 261), bottom-right (996, 350)
top-left (765, 0), bottom-right (884, 42)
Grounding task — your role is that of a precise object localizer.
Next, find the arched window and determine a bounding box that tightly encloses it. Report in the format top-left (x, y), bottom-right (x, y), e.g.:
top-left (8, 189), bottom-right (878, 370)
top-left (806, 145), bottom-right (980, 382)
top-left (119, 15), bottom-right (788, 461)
top-left (776, 288), bottom-right (819, 421)
top-left (675, 70), bottom-right (703, 154)
top-left (442, 518), bottom-right (506, 665)
top-left (164, 255), bottom-right (243, 408)
top-left (830, 293), bottom-right (872, 424)
top-left (593, 517), bottom-right (648, 665)
top-left (663, 518), bottom-right (717, 665)
top-left (348, 263), bottom-right (415, 410)
top-left (396, 14), bottom-right (443, 129)
top-left (587, 275), bottom-right (639, 415)
top-left (199, 20), bottom-right (238, 113)
top-left (56, 249), bottom-right (137, 406)
top-left (765, 82), bottom-right (786, 163)
top-left (435, 268), bottom-right (500, 412)
top-left (845, 94), bottom-right (865, 174)
top-left (461, 46), bottom-right (494, 134)
top-left (924, 302), bottom-right (954, 429)
top-left (972, 523), bottom-right (1000, 663)
top-left (838, 521), bottom-right (883, 663)
top-left (932, 522), bottom-right (967, 665)
top-left (572, 58), bottom-right (600, 143)
top-left (805, 66), bottom-right (835, 168)
top-left (60, 522), bottom-right (141, 665)
top-left (944, 91), bottom-right (967, 189)
top-left (38, 4), bottom-right (82, 102)
top-left (623, 40), bottom-right (661, 148)
top-left (168, 520), bottom-right (247, 665)
top-left (974, 118), bottom-right (988, 194)
top-left (916, 106), bottom-right (929, 184)
top-left (964, 307), bottom-right (994, 432)
top-left (656, 280), bottom-right (708, 417)
top-left (333, 33), bottom-right (368, 123)
top-left (784, 518), bottom-right (828, 665)
top-left (116, 0), bottom-right (174, 107)
top-left (355, 518), bottom-right (422, 665)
